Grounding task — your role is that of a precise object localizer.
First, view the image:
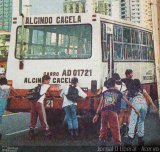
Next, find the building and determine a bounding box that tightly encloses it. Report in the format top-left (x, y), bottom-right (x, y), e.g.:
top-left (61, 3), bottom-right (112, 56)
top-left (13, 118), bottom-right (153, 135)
top-left (63, 0), bottom-right (111, 15)
top-left (0, 0), bottom-right (12, 32)
top-left (120, 0), bottom-right (152, 28)
top-left (140, 0), bottom-right (152, 28)
top-left (120, 0), bottom-right (142, 23)
top-left (94, 0), bottom-right (111, 15)
top-left (111, 0), bottom-right (120, 19)
top-left (120, 0), bottom-right (130, 21)
top-left (63, 0), bottom-right (86, 13)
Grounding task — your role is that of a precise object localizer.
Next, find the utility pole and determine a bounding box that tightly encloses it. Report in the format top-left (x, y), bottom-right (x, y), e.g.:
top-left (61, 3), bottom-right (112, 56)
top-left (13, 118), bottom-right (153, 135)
top-left (151, 0), bottom-right (160, 118)
top-left (23, 5), bottom-right (32, 16)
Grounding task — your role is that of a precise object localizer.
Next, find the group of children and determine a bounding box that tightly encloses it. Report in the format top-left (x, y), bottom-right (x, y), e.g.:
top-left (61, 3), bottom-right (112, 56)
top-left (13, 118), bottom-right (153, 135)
top-left (0, 70), bottom-right (158, 146)
top-left (93, 69), bottom-right (158, 146)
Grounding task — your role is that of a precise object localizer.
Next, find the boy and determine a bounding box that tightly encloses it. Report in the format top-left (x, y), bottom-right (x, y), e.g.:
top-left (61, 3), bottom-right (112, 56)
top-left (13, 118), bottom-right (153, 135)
top-left (93, 78), bottom-right (139, 145)
top-left (60, 77), bottom-right (87, 138)
top-left (121, 69), bottom-right (134, 134)
top-left (29, 75), bottom-right (52, 139)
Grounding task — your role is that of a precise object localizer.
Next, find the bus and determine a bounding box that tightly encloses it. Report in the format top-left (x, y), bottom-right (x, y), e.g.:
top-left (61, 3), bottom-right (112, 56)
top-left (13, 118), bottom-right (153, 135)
top-left (6, 7), bottom-right (157, 119)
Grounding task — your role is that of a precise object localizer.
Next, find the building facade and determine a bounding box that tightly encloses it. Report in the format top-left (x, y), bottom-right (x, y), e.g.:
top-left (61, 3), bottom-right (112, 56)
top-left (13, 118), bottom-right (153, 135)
top-left (0, 0), bottom-right (12, 31)
top-left (111, 0), bottom-right (120, 19)
top-left (120, 0), bottom-right (152, 28)
top-left (63, 0), bottom-right (112, 15)
top-left (63, 0), bottom-right (86, 13)
top-left (120, 0), bottom-right (131, 21)
top-left (94, 0), bottom-right (111, 15)
top-left (140, 0), bottom-right (152, 28)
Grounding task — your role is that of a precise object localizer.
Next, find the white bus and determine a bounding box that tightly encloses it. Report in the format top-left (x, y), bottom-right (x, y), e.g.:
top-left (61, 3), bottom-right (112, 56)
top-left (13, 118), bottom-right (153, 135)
top-left (6, 11), bottom-right (157, 113)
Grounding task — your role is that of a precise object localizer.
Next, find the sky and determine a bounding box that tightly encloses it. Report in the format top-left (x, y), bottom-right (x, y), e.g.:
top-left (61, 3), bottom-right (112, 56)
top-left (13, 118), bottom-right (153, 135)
top-left (30, 0), bottom-right (65, 15)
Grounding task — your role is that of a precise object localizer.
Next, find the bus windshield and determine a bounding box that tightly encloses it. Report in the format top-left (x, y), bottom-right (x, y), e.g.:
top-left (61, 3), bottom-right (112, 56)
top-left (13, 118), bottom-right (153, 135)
top-left (15, 24), bottom-right (92, 59)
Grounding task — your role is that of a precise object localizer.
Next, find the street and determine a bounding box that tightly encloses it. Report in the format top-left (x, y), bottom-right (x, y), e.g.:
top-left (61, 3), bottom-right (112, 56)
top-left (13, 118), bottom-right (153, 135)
top-left (0, 111), bottom-right (160, 152)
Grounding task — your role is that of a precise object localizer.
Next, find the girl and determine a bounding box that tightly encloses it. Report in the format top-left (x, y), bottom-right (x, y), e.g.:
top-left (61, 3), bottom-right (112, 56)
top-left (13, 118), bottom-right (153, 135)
top-left (127, 79), bottom-right (157, 146)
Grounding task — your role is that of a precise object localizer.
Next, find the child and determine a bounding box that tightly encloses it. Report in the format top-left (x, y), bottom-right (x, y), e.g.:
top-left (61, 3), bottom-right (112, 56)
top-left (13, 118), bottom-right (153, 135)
top-left (112, 73), bottom-right (128, 136)
top-left (93, 78), bottom-right (139, 145)
top-left (0, 77), bottom-right (20, 140)
top-left (127, 79), bottom-right (157, 146)
top-left (60, 77), bottom-right (87, 138)
top-left (29, 75), bottom-right (52, 139)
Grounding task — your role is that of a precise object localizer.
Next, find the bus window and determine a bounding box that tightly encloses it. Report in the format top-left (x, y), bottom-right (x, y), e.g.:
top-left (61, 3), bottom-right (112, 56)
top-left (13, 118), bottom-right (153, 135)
top-left (141, 46), bottom-right (148, 60)
top-left (32, 30), bottom-right (44, 44)
top-left (102, 42), bottom-right (107, 61)
top-left (114, 25), bottom-right (122, 42)
top-left (15, 25), bottom-right (92, 59)
top-left (101, 23), bottom-right (107, 62)
top-left (123, 44), bottom-right (132, 60)
top-left (123, 27), bottom-right (131, 43)
top-left (131, 29), bottom-right (139, 44)
top-left (148, 33), bottom-right (153, 47)
top-left (148, 46), bottom-right (154, 60)
top-left (110, 23), bottom-right (154, 61)
top-left (148, 33), bottom-right (154, 60)
top-left (132, 44), bottom-right (140, 60)
top-left (139, 31), bottom-right (143, 44)
top-left (142, 32), bottom-right (147, 45)
top-left (114, 43), bottom-right (123, 60)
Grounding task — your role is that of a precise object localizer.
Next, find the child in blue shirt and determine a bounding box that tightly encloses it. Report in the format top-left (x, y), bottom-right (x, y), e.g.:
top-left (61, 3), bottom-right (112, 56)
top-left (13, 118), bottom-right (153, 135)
top-left (0, 77), bottom-right (20, 140)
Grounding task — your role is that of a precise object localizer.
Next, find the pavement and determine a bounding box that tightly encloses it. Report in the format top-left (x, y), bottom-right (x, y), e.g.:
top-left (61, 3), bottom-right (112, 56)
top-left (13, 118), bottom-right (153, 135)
top-left (0, 112), bottom-right (159, 152)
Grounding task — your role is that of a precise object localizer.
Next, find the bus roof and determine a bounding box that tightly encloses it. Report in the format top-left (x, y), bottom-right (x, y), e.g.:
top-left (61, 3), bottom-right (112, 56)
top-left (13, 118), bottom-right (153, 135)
top-left (97, 13), bottom-right (152, 32)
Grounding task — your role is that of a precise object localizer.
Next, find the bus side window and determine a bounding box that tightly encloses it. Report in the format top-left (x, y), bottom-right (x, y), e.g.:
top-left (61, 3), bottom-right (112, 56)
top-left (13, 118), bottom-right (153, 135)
top-left (123, 44), bottom-right (132, 60)
top-left (113, 43), bottom-right (123, 60)
top-left (123, 27), bottom-right (131, 43)
top-left (102, 23), bottom-right (107, 62)
top-left (113, 25), bottom-right (123, 60)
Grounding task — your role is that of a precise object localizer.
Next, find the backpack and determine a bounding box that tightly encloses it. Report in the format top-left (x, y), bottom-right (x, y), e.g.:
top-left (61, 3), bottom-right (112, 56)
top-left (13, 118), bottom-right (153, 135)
top-left (26, 84), bottom-right (43, 101)
top-left (66, 85), bottom-right (79, 102)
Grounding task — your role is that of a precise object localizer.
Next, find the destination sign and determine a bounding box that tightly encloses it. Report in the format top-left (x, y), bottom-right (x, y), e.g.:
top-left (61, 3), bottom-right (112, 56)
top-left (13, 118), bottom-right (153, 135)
top-left (25, 15), bottom-right (81, 24)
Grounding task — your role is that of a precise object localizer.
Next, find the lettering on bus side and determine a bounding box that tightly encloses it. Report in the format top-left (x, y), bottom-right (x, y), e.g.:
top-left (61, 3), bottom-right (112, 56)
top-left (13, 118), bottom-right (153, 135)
top-left (56, 16), bottom-right (81, 24)
top-left (23, 69), bottom-right (92, 84)
top-left (143, 70), bottom-right (154, 81)
top-left (25, 17), bottom-right (53, 24)
top-left (143, 76), bottom-right (154, 81)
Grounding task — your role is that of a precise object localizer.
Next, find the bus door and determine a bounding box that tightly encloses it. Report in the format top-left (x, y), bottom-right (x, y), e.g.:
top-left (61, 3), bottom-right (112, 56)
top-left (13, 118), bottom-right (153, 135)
top-left (106, 23), bottom-right (114, 78)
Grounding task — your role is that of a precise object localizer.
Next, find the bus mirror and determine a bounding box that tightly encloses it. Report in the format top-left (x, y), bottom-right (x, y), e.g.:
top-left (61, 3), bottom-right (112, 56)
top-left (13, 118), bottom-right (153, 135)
top-left (19, 60), bottom-right (24, 70)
